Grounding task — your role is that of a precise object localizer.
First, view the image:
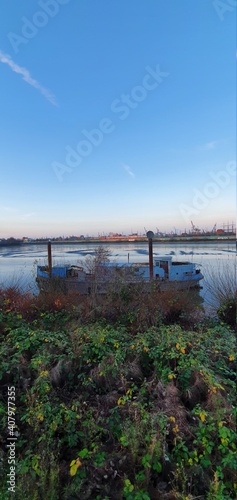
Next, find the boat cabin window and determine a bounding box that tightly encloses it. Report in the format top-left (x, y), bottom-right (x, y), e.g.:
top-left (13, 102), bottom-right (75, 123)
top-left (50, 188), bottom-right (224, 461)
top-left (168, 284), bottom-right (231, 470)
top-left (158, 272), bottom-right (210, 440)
top-left (159, 260), bottom-right (169, 274)
top-left (66, 268), bottom-right (78, 278)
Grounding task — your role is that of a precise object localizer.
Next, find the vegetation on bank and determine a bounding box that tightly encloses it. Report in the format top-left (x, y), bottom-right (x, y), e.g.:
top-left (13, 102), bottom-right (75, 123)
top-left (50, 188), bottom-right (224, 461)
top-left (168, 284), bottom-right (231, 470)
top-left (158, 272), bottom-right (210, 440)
top-left (204, 259), bottom-right (236, 328)
top-left (0, 276), bottom-right (236, 499)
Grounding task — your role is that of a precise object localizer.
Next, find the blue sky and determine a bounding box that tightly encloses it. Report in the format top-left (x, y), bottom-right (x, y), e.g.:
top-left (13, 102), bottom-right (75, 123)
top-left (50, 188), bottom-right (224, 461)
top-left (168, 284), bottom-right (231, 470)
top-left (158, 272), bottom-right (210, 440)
top-left (0, 0), bottom-right (236, 238)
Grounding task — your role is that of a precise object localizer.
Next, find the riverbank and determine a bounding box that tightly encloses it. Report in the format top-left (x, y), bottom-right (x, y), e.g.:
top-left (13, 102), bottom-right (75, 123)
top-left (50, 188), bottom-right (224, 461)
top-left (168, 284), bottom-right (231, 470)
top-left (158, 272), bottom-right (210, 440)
top-left (0, 235), bottom-right (236, 247)
top-left (0, 281), bottom-right (236, 499)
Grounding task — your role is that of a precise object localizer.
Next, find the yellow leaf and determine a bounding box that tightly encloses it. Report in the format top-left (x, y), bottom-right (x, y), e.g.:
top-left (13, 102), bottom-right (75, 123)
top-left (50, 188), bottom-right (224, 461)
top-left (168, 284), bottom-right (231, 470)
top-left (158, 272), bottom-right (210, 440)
top-left (70, 458), bottom-right (82, 476)
top-left (172, 425), bottom-right (179, 433)
top-left (169, 416), bottom-right (176, 422)
top-left (199, 412), bottom-right (206, 422)
top-left (117, 397), bottom-right (125, 406)
top-left (70, 464), bottom-right (78, 476)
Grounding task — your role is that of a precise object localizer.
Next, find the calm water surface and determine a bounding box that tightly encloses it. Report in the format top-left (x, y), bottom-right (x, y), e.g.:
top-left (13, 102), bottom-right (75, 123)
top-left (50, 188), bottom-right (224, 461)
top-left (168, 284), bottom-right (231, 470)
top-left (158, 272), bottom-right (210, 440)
top-left (0, 241), bottom-right (235, 311)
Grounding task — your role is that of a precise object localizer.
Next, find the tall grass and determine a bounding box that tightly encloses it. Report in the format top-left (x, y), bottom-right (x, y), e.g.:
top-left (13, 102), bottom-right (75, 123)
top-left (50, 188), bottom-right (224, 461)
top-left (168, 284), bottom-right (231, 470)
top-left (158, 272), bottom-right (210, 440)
top-left (203, 259), bottom-right (236, 326)
top-left (0, 270), bottom-right (36, 296)
top-left (204, 259), bottom-right (236, 305)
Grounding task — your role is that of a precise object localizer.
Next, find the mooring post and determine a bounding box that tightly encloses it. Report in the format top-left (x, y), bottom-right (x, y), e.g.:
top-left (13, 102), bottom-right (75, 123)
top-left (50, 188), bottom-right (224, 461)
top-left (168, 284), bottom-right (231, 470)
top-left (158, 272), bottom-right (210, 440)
top-left (146, 231), bottom-right (154, 281)
top-left (47, 241), bottom-right (52, 278)
top-left (148, 239), bottom-right (153, 281)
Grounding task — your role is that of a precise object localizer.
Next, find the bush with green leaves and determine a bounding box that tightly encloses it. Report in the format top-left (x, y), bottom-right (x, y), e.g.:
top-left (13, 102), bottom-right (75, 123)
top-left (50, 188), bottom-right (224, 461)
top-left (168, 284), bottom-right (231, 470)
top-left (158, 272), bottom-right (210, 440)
top-left (0, 294), bottom-right (236, 499)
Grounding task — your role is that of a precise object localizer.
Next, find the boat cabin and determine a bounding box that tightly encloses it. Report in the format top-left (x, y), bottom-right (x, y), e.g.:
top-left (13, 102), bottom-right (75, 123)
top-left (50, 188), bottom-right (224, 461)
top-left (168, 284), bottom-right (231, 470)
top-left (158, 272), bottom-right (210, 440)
top-left (37, 264), bottom-right (86, 281)
top-left (153, 256), bottom-right (200, 281)
top-left (111, 256), bottom-right (201, 282)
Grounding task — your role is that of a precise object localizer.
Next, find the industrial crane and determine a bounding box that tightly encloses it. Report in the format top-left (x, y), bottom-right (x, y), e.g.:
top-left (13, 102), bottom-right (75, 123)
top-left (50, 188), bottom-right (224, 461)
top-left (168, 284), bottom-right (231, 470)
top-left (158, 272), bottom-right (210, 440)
top-left (191, 221), bottom-right (201, 234)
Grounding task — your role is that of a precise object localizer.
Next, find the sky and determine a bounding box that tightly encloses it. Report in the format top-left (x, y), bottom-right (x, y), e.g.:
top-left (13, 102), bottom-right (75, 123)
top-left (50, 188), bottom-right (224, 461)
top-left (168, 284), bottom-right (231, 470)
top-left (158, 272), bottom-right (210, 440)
top-left (0, 0), bottom-right (236, 238)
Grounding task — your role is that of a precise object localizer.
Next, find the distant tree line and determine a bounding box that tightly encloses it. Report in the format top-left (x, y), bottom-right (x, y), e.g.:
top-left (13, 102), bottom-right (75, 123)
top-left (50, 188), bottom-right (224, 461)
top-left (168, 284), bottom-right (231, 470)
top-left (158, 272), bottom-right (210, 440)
top-left (0, 237), bottom-right (22, 246)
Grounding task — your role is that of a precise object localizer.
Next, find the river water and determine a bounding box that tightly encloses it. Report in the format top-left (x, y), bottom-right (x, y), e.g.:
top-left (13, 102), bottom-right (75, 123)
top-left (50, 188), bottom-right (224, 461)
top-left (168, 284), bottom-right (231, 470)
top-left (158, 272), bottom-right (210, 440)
top-left (0, 241), bottom-right (235, 312)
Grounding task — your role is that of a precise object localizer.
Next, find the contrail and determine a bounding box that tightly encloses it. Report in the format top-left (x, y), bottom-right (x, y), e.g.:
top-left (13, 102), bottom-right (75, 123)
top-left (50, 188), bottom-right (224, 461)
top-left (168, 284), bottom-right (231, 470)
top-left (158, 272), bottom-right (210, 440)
top-left (0, 50), bottom-right (57, 106)
top-left (122, 163), bottom-right (135, 177)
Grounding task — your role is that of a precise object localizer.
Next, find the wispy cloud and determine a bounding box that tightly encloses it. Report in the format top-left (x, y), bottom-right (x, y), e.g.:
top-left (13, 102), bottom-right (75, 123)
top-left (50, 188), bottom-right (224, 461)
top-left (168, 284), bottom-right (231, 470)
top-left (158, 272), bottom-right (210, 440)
top-left (0, 50), bottom-right (57, 106)
top-left (21, 212), bottom-right (36, 220)
top-left (122, 163), bottom-right (135, 177)
top-left (0, 207), bottom-right (37, 219)
top-left (203, 140), bottom-right (218, 151)
top-left (2, 206), bottom-right (18, 213)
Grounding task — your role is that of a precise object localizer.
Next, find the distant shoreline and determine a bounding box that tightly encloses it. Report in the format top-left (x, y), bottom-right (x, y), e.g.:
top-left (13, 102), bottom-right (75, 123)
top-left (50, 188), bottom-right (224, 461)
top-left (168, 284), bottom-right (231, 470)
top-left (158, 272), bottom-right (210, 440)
top-left (0, 236), bottom-right (235, 247)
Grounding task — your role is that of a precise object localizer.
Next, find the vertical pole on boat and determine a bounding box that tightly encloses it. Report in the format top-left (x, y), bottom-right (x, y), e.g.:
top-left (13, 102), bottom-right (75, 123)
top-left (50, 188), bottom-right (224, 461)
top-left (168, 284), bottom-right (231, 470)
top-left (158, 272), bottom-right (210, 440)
top-left (146, 231), bottom-right (154, 281)
top-left (148, 239), bottom-right (153, 281)
top-left (47, 241), bottom-right (52, 278)
top-left (128, 253), bottom-right (129, 263)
